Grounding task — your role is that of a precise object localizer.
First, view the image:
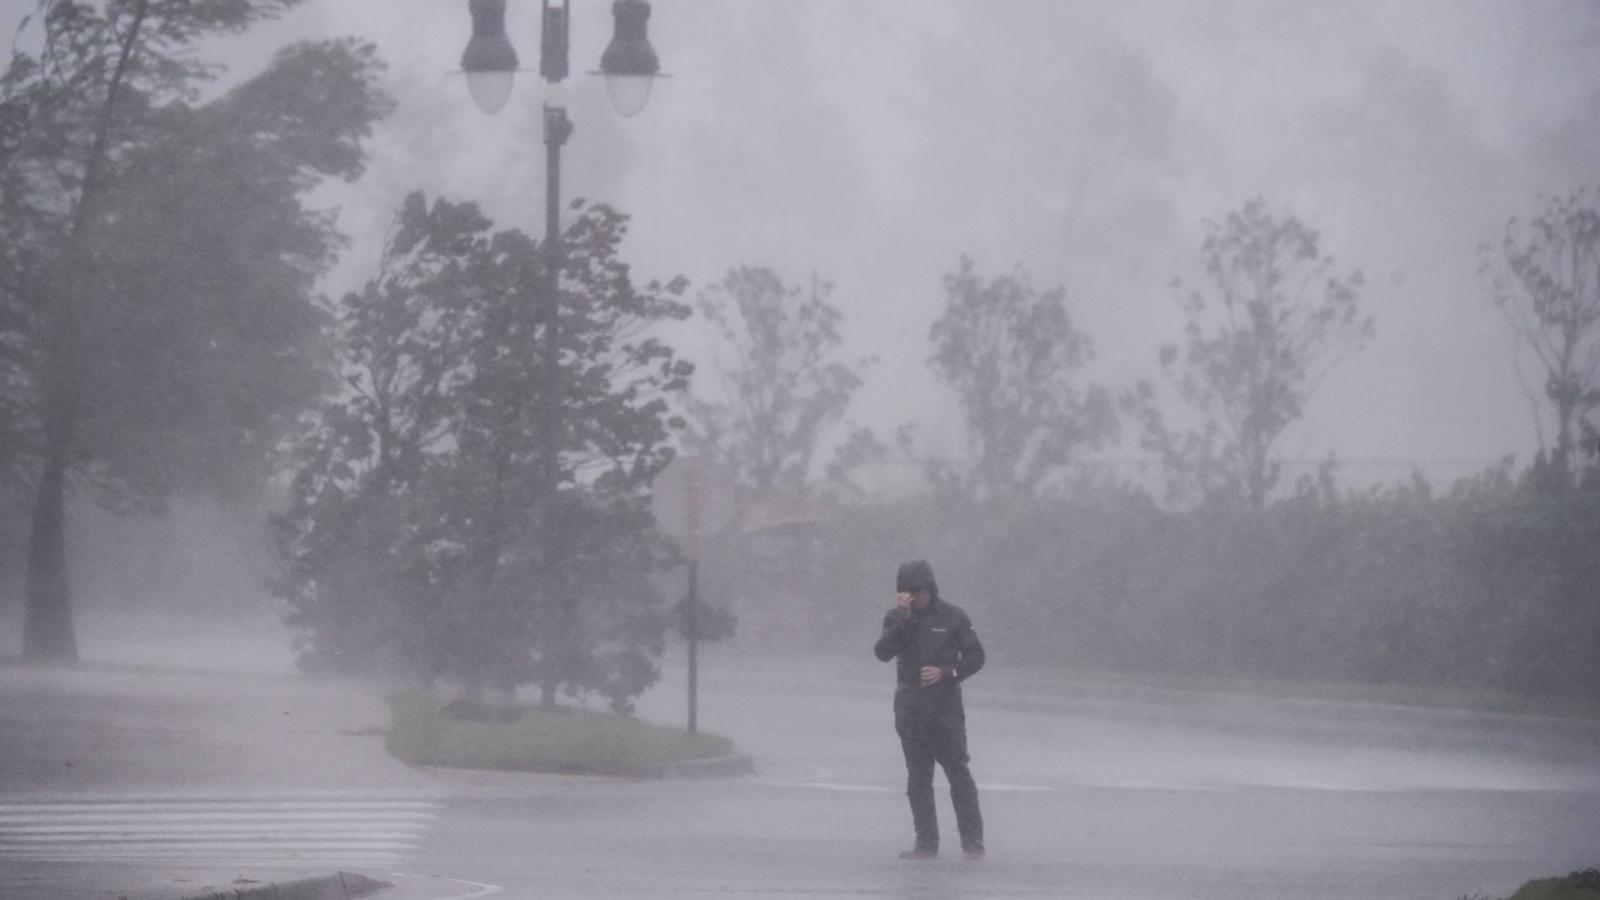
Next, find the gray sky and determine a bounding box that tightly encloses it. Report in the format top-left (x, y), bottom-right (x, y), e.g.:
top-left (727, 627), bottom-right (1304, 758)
top-left (9, 0), bottom-right (1600, 490)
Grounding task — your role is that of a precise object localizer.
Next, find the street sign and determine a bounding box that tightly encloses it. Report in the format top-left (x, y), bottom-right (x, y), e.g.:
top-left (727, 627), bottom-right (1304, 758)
top-left (650, 454), bottom-right (735, 560)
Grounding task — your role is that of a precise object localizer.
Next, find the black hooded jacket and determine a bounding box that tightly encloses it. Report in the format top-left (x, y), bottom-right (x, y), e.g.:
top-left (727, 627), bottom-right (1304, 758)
top-left (874, 594), bottom-right (985, 709)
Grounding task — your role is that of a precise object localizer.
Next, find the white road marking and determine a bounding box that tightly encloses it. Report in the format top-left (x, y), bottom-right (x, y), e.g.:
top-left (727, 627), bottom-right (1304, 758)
top-left (744, 775), bottom-right (894, 793)
top-left (0, 851), bottom-right (410, 865)
top-left (1, 829), bottom-right (424, 840)
top-left (753, 776), bottom-right (1229, 793)
top-left (0, 841), bottom-right (418, 853)
top-left (0, 800), bottom-right (442, 814)
top-left (0, 794), bottom-right (440, 866)
top-left (388, 873), bottom-right (504, 899)
top-left (0, 810), bottom-right (437, 823)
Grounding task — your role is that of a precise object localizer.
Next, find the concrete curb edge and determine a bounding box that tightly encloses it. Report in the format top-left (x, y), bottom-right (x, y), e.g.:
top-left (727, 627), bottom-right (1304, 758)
top-left (180, 871), bottom-right (390, 900)
top-left (649, 752), bottom-right (755, 779)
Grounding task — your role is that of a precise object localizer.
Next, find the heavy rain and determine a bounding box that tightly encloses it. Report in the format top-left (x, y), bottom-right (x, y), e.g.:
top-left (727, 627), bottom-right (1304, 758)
top-left (1, 1), bottom-right (1599, 898)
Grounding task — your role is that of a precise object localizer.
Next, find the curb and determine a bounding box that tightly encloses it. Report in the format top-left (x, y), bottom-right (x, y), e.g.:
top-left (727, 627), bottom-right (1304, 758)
top-left (648, 753), bottom-right (755, 779)
top-left (181, 871), bottom-right (390, 900)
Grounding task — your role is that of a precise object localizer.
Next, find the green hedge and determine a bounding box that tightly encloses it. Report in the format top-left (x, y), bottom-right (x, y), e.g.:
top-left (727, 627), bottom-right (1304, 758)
top-left (778, 461), bottom-right (1600, 703)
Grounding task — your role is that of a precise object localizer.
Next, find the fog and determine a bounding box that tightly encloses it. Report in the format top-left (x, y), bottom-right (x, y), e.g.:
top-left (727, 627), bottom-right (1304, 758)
top-left (3, 0), bottom-right (1595, 622)
top-left (269, 0), bottom-right (1595, 479)
top-left (1, 0), bottom-right (1596, 723)
top-left (3, 1), bottom-right (1600, 897)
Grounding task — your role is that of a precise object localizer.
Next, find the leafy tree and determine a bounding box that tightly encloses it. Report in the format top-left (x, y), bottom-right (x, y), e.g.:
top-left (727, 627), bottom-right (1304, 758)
top-left (926, 256), bottom-right (1115, 502)
top-left (275, 193), bottom-right (692, 712)
top-left (1485, 188), bottom-right (1600, 469)
top-left (687, 266), bottom-right (875, 500)
top-left (1135, 198), bottom-right (1370, 510)
top-left (1, 0), bottom-right (390, 661)
top-left (270, 193), bottom-right (487, 685)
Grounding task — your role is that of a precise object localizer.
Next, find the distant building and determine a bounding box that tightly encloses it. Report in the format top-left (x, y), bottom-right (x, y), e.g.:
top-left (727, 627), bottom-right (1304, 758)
top-left (715, 494), bottom-right (828, 643)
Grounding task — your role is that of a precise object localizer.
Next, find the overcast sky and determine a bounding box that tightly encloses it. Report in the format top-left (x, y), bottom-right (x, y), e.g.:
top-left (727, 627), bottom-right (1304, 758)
top-left (8, 0), bottom-right (1600, 490)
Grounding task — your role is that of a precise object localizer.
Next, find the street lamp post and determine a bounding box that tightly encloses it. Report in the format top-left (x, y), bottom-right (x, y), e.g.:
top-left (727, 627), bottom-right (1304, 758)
top-left (461, 0), bottom-right (663, 704)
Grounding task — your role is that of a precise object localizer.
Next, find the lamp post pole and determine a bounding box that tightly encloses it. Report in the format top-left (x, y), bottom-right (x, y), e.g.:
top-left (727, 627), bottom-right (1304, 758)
top-left (538, 7), bottom-right (573, 706)
top-left (538, 104), bottom-right (570, 700)
top-left (461, 0), bottom-right (662, 704)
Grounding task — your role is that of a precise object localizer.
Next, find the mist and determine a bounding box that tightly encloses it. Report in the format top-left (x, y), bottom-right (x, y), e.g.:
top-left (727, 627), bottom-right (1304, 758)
top-left (3, 2), bottom-right (1600, 899)
top-left (3, 0), bottom-right (1595, 683)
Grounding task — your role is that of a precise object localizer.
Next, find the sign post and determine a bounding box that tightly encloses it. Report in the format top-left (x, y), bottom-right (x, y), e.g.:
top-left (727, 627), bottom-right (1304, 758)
top-left (685, 464), bottom-right (700, 733)
top-left (650, 455), bottom-right (734, 734)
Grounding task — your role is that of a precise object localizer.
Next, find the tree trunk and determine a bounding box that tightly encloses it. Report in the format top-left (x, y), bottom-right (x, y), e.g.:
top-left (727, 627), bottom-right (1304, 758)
top-left (22, 452), bottom-right (76, 662)
top-left (18, 0), bottom-right (151, 665)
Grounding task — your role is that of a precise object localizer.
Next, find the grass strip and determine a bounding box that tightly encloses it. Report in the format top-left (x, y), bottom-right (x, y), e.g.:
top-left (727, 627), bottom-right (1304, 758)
top-left (385, 691), bottom-right (736, 776)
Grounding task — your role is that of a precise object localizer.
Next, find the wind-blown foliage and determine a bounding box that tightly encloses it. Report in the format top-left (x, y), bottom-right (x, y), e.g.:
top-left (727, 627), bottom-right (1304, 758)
top-left (927, 256), bottom-right (1116, 502)
top-left (1485, 187), bottom-right (1600, 468)
top-left (275, 193), bottom-right (692, 712)
top-left (1135, 198), bottom-right (1371, 510)
top-left (0, 0), bottom-right (390, 660)
top-left (790, 458), bottom-right (1600, 701)
top-left (687, 266), bottom-right (875, 500)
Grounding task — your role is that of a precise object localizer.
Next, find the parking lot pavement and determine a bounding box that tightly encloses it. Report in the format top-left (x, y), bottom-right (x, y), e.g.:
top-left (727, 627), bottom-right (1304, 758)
top-left (5, 616), bottom-right (1599, 900)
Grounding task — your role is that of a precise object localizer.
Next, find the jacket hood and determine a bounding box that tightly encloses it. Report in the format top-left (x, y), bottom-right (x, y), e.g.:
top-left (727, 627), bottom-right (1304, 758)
top-left (895, 559), bottom-right (937, 594)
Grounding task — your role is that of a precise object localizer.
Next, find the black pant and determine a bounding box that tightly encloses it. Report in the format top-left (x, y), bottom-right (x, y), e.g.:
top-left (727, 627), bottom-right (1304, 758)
top-left (895, 702), bottom-right (983, 853)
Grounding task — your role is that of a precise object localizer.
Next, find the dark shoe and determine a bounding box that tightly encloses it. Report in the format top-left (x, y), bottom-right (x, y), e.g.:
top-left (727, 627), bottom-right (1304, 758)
top-left (898, 847), bottom-right (938, 860)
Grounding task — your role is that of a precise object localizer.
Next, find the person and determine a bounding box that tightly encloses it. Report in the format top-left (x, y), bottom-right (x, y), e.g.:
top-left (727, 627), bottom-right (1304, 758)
top-left (873, 559), bottom-right (985, 860)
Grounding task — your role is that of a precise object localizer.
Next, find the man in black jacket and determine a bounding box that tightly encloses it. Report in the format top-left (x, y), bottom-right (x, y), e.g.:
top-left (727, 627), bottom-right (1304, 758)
top-left (874, 559), bottom-right (985, 860)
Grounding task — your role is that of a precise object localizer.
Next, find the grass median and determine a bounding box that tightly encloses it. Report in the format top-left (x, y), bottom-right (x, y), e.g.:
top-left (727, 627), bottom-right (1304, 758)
top-left (385, 691), bottom-right (738, 777)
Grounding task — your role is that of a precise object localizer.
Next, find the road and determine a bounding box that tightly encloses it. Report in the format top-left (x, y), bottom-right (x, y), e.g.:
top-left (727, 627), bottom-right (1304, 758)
top-left (402, 648), bottom-right (1600, 899)
top-left (1, 619), bottom-right (1597, 899)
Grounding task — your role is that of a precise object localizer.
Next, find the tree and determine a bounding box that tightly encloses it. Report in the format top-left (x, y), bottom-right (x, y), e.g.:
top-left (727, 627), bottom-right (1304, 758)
top-left (926, 256), bottom-right (1115, 502)
top-left (270, 193), bottom-right (487, 685)
top-left (275, 193), bottom-right (693, 711)
top-left (687, 266), bottom-right (875, 500)
top-left (1485, 188), bottom-right (1600, 469)
top-left (1135, 199), bottom-right (1370, 510)
top-left (0, 0), bottom-right (390, 661)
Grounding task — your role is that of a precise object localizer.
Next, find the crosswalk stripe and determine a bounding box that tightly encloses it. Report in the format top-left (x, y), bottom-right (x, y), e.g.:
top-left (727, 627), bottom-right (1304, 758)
top-left (0, 811), bottom-right (436, 823)
top-left (0, 841), bottom-right (419, 852)
top-left (0, 851), bottom-right (410, 865)
top-left (2, 830), bottom-right (424, 841)
top-left (0, 801), bottom-right (442, 814)
top-left (0, 794), bottom-right (440, 866)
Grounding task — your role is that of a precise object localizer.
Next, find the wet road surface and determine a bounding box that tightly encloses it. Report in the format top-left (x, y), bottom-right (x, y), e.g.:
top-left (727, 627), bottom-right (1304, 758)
top-left (2, 623), bottom-right (1597, 899)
